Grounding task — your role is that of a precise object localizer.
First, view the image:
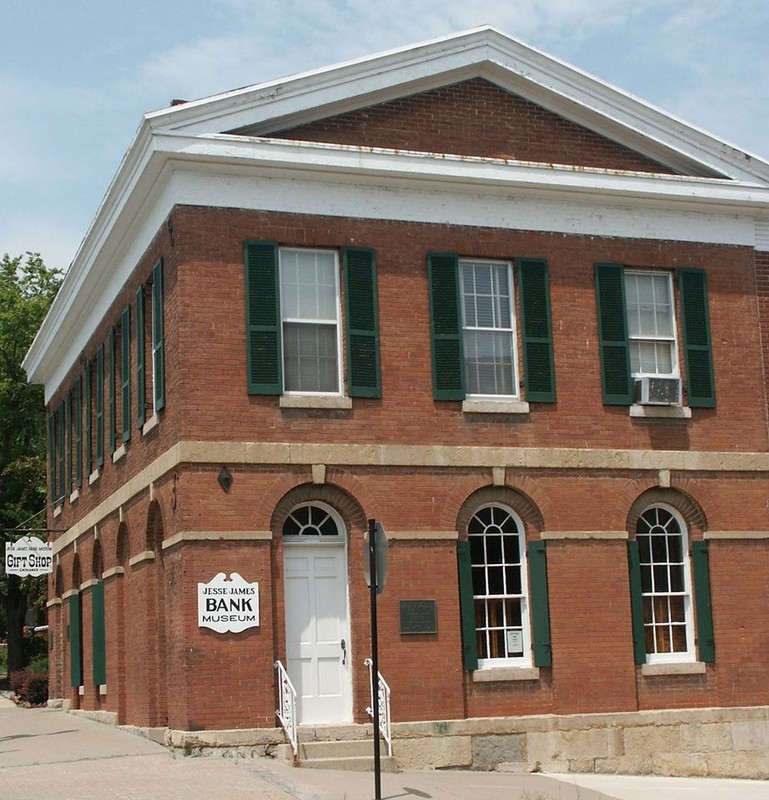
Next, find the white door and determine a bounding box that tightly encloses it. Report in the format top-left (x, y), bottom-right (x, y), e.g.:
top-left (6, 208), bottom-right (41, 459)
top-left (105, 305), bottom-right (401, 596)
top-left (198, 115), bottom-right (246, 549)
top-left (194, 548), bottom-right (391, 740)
top-left (284, 541), bottom-right (351, 724)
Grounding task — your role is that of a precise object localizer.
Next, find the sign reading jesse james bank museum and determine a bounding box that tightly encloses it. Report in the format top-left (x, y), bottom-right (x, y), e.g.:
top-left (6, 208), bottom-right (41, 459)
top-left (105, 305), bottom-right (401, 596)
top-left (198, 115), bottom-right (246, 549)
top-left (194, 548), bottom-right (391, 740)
top-left (4, 537), bottom-right (53, 577)
top-left (197, 572), bottom-right (259, 633)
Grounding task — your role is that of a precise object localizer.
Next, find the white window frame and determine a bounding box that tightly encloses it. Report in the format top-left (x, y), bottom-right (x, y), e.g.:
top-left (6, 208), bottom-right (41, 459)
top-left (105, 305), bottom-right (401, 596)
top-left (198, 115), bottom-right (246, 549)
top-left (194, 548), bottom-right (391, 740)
top-left (636, 504), bottom-right (696, 664)
top-left (278, 248), bottom-right (344, 397)
top-left (469, 503), bottom-right (532, 669)
top-left (624, 270), bottom-right (679, 380)
top-left (459, 259), bottom-right (520, 400)
top-left (282, 501), bottom-right (346, 546)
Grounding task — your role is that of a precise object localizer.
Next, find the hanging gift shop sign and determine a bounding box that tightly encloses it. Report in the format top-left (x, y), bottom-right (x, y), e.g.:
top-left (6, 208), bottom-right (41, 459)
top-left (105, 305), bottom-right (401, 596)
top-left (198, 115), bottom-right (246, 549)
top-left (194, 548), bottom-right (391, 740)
top-left (197, 572), bottom-right (259, 633)
top-left (4, 537), bottom-right (53, 577)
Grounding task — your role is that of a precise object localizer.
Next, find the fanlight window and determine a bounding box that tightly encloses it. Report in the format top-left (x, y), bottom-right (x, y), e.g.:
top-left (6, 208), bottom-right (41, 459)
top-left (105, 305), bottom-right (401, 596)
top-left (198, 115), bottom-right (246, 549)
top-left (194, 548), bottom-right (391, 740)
top-left (283, 503), bottom-right (342, 539)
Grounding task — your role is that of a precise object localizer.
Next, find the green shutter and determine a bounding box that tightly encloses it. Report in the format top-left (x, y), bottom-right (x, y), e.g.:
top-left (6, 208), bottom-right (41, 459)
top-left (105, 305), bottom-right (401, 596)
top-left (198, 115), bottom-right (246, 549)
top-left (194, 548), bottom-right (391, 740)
top-left (57, 402), bottom-right (65, 500)
top-left (627, 540), bottom-right (647, 665)
top-left (92, 581), bottom-right (106, 685)
top-left (96, 345), bottom-right (104, 468)
top-left (152, 259), bottom-right (165, 411)
top-left (595, 263), bottom-right (633, 404)
top-left (457, 540), bottom-right (479, 671)
top-left (692, 541), bottom-right (715, 663)
top-left (69, 594), bottom-right (82, 687)
top-left (74, 377), bottom-right (82, 489)
top-left (527, 540), bottom-right (552, 667)
top-left (519, 258), bottom-right (556, 403)
top-left (48, 412), bottom-right (56, 503)
top-left (64, 392), bottom-right (71, 496)
top-left (428, 253), bottom-right (464, 400)
top-left (343, 247), bottom-right (381, 398)
top-left (136, 285), bottom-right (146, 428)
top-left (679, 269), bottom-right (715, 408)
top-left (121, 306), bottom-right (131, 443)
top-left (244, 241), bottom-right (282, 395)
top-left (108, 327), bottom-right (116, 455)
top-left (85, 361), bottom-right (92, 476)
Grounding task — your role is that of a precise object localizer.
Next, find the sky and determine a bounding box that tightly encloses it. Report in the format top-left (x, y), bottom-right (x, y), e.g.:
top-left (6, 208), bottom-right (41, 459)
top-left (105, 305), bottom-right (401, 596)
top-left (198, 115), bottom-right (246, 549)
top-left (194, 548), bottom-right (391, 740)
top-left (2, 0), bottom-right (769, 273)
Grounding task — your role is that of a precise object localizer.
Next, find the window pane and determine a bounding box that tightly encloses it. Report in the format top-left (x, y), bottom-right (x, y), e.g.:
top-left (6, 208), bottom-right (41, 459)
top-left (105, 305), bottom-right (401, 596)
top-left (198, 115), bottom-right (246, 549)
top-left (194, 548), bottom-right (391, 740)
top-left (625, 272), bottom-right (676, 376)
top-left (283, 323), bottom-right (338, 392)
top-left (464, 330), bottom-right (514, 395)
top-left (486, 535), bottom-right (503, 564)
top-left (281, 250), bottom-right (337, 321)
top-left (487, 566), bottom-right (505, 595)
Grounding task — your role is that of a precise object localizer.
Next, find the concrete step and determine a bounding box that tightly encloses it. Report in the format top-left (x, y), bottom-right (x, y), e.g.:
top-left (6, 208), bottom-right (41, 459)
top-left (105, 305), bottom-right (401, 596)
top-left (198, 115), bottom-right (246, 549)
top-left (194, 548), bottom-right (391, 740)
top-left (277, 736), bottom-right (398, 772)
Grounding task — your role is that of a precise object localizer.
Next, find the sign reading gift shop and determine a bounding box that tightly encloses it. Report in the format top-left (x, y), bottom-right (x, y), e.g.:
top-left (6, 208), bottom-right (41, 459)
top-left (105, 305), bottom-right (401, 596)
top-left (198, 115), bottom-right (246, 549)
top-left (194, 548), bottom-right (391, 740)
top-left (197, 572), bottom-right (259, 633)
top-left (4, 537), bottom-right (53, 577)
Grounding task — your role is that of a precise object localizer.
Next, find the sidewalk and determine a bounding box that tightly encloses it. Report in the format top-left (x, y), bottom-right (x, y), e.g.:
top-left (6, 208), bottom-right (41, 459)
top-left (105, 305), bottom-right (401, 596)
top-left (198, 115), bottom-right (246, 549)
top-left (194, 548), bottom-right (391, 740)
top-left (2, 695), bottom-right (769, 800)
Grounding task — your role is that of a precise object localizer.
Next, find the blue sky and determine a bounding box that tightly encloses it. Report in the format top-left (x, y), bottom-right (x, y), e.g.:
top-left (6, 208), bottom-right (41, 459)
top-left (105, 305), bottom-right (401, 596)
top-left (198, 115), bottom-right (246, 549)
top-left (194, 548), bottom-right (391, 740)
top-left (3, 0), bottom-right (768, 272)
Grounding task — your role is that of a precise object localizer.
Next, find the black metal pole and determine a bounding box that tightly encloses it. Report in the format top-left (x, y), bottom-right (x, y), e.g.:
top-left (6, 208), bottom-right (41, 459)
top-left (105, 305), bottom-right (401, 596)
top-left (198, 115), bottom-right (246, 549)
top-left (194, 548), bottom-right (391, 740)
top-left (368, 518), bottom-right (382, 800)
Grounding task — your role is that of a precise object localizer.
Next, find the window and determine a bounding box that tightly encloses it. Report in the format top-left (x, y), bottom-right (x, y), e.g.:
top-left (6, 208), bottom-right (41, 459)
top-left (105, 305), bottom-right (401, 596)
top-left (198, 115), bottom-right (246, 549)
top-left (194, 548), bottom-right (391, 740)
top-left (428, 254), bottom-right (555, 403)
top-left (624, 271), bottom-right (677, 378)
top-left (627, 503), bottom-right (715, 666)
top-left (595, 263), bottom-right (715, 407)
top-left (460, 261), bottom-right (517, 397)
top-left (244, 242), bottom-right (380, 398)
top-left (457, 503), bottom-right (552, 670)
top-left (468, 505), bottom-right (530, 666)
top-left (636, 506), bottom-right (693, 661)
top-left (280, 249), bottom-right (342, 393)
top-left (282, 502), bottom-right (343, 540)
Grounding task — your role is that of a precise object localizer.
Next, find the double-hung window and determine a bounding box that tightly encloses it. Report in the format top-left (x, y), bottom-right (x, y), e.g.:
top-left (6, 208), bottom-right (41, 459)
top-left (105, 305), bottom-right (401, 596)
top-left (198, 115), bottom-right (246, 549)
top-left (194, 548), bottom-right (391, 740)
top-left (461, 261), bottom-right (518, 398)
top-left (244, 241), bottom-right (381, 399)
top-left (457, 505), bottom-right (552, 671)
top-left (428, 254), bottom-right (556, 404)
top-left (624, 271), bottom-right (677, 380)
top-left (595, 263), bottom-right (715, 407)
top-left (627, 504), bottom-right (715, 666)
top-left (280, 249), bottom-right (342, 394)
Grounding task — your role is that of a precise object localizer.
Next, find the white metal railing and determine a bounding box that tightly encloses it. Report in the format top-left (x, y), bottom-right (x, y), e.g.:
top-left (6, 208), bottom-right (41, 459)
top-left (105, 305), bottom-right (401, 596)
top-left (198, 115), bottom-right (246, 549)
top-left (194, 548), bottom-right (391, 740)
top-left (274, 660), bottom-right (298, 757)
top-left (364, 658), bottom-right (393, 757)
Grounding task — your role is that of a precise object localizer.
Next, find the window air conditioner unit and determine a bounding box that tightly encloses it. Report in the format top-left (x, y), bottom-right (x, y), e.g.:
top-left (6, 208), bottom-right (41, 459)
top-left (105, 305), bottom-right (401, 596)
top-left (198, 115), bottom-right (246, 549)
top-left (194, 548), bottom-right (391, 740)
top-left (634, 376), bottom-right (682, 406)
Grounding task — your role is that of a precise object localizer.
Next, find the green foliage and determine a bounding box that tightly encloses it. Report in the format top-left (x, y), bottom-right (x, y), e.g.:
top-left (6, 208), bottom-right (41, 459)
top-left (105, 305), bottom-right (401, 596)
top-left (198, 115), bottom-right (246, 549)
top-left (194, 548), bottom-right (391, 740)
top-left (0, 252), bottom-right (63, 674)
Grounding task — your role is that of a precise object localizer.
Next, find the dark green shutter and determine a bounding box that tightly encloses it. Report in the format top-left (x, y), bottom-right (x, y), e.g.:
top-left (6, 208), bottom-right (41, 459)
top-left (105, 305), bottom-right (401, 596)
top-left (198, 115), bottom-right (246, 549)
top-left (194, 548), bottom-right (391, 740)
top-left (152, 259), bottom-right (165, 411)
top-left (121, 306), bottom-right (131, 443)
top-left (92, 582), bottom-right (106, 685)
top-left (343, 247), bottom-right (381, 398)
top-left (108, 327), bottom-right (116, 455)
top-left (679, 269), bottom-right (715, 408)
top-left (595, 263), bottom-right (633, 404)
top-left (457, 540), bottom-right (478, 671)
top-left (85, 362), bottom-right (92, 476)
top-left (96, 345), bottom-right (104, 468)
top-left (69, 594), bottom-right (82, 687)
top-left (48, 413), bottom-right (56, 503)
top-left (428, 253), bottom-right (464, 400)
top-left (527, 540), bottom-right (552, 667)
top-left (74, 377), bottom-right (82, 489)
top-left (65, 392), bottom-right (71, 496)
top-left (136, 285), bottom-right (146, 428)
top-left (627, 541), bottom-right (647, 665)
top-left (244, 241), bottom-right (282, 394)
top-left (519, 258), bottom-right (556, 403)
top-left (57, 402), bottom-right (65, 500)
top-left (692, 541), bottom-right (715, 663)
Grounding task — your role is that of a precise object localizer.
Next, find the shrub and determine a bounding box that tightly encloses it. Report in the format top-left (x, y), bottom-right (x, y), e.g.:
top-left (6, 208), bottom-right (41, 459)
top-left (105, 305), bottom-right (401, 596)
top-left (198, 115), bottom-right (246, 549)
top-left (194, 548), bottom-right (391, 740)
top-left (23, 672), bottom-right (49, 706)
top-left (7, 669), bottom-right (48, 705)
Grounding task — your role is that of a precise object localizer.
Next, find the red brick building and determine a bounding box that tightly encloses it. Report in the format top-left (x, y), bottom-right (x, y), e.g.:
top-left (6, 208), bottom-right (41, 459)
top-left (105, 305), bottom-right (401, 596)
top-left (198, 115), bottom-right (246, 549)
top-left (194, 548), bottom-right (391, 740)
top-left (23, 28), bottom-right (769, 774)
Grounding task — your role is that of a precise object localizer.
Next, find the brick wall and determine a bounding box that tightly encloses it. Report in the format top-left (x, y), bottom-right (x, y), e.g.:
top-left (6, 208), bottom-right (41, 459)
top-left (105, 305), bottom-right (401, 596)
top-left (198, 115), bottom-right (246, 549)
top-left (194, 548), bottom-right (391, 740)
top-left (271, 78), bottom-right (677, 174)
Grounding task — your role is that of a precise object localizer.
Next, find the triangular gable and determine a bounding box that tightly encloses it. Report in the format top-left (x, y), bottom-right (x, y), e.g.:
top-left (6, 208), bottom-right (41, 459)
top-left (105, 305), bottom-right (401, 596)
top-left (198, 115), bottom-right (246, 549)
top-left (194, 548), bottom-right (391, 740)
top-left (266, 78), bottom-right (677, 175)
top-left (147, 26), bottom-right (769, 185)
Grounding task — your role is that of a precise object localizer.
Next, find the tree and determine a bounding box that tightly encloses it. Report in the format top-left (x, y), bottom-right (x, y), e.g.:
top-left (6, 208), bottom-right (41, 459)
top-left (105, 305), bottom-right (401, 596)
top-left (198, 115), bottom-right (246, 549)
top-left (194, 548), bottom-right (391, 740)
top-left (0, 252), bottom-right (62, 675)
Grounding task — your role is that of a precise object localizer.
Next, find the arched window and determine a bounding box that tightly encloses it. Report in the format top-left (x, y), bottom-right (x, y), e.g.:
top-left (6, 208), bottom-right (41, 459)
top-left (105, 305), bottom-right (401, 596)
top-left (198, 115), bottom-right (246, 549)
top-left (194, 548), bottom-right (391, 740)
top-left (636, 505), bottom-right (694, 661)
top-left (282, 502), bottom-right (344, 541)
top-left (468, 504), bottom-right (530, 666)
